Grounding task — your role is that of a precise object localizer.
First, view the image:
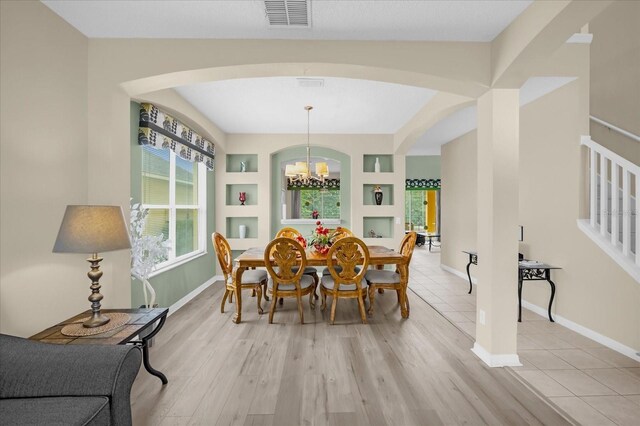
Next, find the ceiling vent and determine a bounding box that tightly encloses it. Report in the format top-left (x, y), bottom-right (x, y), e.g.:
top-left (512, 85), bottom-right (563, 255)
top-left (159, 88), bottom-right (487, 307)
top-left (297, 78), bottom-right (324, 88)
top-left (264, 0), bottom-right (311, 27)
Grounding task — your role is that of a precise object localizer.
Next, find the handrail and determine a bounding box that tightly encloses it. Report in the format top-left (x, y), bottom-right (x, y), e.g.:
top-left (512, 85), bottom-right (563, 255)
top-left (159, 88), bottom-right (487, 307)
top-left (580, 136), bottom-right (640, 174)
top-left (590, 115), bottom-right (640, 143)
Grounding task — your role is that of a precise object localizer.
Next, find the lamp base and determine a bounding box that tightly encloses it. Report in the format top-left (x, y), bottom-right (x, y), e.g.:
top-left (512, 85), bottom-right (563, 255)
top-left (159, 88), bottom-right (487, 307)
top-left (83, 312), bottom-right (111, 328)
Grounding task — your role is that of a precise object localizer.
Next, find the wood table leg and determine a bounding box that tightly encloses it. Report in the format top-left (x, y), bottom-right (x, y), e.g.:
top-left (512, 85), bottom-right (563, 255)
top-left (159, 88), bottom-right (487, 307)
top-left (233, 266), bottom-right (246, 324)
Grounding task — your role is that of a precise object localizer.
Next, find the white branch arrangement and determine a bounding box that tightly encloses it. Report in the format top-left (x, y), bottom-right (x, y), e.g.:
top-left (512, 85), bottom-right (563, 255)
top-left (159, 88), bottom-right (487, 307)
top-left (130, 201), bottom-right (170, 308)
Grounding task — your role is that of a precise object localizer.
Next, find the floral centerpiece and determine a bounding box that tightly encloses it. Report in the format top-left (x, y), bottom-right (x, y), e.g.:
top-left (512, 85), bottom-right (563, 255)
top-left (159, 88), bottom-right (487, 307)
top-left (309, 221), bottom-right (339, 255)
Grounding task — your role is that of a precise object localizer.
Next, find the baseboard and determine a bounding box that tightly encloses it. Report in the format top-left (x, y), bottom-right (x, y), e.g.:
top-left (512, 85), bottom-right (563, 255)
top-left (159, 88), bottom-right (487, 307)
top-left (471, 343), bottom-right (522, 367)
top-left (168, 275), bottom-right (223, 316)
top-left (440, 263), bottom-right (477, 285)
top-left (442, 264), bottom-right (640, 363)
top-left (521, 300), bottom-right (640, 362)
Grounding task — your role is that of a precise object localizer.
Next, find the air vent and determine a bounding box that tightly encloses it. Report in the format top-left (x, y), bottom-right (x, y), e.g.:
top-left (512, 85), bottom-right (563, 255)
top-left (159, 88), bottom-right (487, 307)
top-left (297, 78), bottom-right (324, 88)
top-left (264, 0), bottom-right (310, 27)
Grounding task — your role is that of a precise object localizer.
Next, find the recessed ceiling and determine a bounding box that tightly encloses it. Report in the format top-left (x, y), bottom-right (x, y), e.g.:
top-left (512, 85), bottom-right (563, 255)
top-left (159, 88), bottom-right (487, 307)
top-left (42, 0), bottom-right (532, 41)
top-left (407, 77), bottom-right (577, 155)
top-left (174, 77), bottom-right (437, 134)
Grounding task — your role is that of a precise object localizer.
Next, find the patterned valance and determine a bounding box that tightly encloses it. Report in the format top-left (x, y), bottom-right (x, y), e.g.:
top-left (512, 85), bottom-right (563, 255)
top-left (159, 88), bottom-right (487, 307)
top-left (138, 103), bottom-right (215, 171)
top-left (287, 178), bottom-right (340, 191)
top-left (405, 178), bottom-right (441, 190)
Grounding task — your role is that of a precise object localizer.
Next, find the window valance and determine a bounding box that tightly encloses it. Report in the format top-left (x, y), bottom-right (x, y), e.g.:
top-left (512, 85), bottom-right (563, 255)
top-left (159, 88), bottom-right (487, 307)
top-left (405, 178), bottom-right (441, 190)
top-left (138, 103), bottom-right (215, 171)
top-left (287, 178), bottom-right (340, 191)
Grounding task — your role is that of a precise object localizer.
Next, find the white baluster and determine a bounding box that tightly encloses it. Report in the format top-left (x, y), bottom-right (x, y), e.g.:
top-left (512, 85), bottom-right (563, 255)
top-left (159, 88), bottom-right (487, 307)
top-left (622, 169), bottom-right (630, 256)
top-left (611, 162), bottom-right (619, 246)
top-left (600, 154), bottom-right (608, 236)
top-left (590, 147), bottom-right (597, 228)
top-left (635, 172), bottom-right (639, 266)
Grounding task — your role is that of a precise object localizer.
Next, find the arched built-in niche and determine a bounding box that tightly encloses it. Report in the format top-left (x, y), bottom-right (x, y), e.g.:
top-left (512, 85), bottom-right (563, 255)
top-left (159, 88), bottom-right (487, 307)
top-left (270, 146), bottom-right (350, 238)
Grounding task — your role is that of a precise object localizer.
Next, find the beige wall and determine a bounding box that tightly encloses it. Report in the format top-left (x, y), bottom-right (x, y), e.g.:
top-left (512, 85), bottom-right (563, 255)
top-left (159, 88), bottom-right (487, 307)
top-left (520, 80), bottom-right (639, 351)
top-left (590, 0), bottom-right (640, 137)
top-left (441, 131), bottom-right (478, 274)
top-left (441, 80), bottom-right (640, 351)
top-left (0, 1), bottom-right (91, 336)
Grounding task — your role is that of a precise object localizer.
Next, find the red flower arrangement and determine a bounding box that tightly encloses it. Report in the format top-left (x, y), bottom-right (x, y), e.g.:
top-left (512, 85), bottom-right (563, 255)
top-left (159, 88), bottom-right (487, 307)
top-left (309, 221), bottom-right (338, 255)
top-left (295, 234), bottom-right (307, 249)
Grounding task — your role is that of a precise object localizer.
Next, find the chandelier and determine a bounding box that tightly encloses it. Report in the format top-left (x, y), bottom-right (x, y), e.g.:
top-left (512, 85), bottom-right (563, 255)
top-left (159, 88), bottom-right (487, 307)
top-left (285, 106), bottom-right (329, 185)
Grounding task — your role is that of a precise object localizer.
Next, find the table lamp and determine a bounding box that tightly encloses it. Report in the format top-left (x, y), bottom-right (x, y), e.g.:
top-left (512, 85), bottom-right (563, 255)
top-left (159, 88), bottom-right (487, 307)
top-left (53, 205), bottom-right (131, 328)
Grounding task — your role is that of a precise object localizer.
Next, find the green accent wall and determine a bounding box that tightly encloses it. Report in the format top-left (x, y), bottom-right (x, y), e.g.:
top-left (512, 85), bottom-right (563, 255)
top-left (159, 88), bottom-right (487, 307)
top-left (405, 156), bottom-right (441, 179)
top-left (271, 147), bottom-right (350, 238)
top-left (130, 102), bottom-right (216, 308)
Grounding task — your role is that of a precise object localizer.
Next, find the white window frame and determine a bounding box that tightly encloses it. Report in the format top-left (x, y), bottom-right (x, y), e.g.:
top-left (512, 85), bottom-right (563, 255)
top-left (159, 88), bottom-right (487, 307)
top-left (142, 149), bottom-right (207, 277)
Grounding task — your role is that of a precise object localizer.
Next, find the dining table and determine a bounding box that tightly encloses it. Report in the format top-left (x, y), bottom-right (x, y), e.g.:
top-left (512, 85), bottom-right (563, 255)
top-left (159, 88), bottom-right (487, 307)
top-left (230, 245), bottom-right (406, 323)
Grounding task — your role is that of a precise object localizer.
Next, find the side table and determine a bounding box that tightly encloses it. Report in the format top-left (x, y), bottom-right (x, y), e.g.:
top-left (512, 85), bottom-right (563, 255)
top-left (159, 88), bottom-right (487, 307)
top-left (461, 251), bottom-right (560, 322)
top-left (30, 308), bottom-right (169, 384)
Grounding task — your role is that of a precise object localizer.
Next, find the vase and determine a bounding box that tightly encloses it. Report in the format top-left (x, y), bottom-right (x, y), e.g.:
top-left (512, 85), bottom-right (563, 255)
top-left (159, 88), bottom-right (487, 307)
top-left (239, 192), bottom-right (246, 205)
top-left (374, 157), bottom-right (381, 173)
top-left (240, 161), bottom-right (247, 172)
top-left (239, 225), bottom-right (247, 239)
top-left (374, 190), bottom-right (383, 205)
top-left (314, 244), bottom-right (329, 256)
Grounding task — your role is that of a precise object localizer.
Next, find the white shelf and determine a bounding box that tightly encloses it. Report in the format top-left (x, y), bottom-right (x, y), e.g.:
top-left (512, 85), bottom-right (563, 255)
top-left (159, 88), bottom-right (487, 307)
top-left (363, 237), bottom-right (396, 248)
top-left (360, 205), bottom-right (397, 216)
top-left (361, 174), bottom-right (398, 185)
top-left (222, 172), bottom-right (260, 183)
top-left (223, 205), bottom-right (260, 217)
top-left (226, 238), bottom-right (260, 251)
top-left (281, 219), bottom-right (342, 225)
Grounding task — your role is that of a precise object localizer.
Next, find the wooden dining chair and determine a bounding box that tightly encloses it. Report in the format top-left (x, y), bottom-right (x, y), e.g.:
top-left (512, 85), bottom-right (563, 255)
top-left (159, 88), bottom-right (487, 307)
top-left (213, 232), bottom-right (268, 315)
top-left (275, 227), bottom-right (319, 296)
top-left (264, 237), bottom-right (315, 324)
top-left (320, 237), bottom-right (370, 324)
top-left (365, 231), bottom-right (417, 318)
top-left (321, 227), bottom-right (356, 276)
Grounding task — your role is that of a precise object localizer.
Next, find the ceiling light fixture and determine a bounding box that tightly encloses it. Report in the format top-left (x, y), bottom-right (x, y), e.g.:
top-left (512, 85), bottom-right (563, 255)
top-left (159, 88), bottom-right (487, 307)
top-left (285, 106), bottom-right (329, 185)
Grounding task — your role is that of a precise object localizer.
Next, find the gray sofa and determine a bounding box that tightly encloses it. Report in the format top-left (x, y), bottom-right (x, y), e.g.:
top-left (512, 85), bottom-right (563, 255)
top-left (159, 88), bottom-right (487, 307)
top-left (0, 333), bottom-right (141, 426)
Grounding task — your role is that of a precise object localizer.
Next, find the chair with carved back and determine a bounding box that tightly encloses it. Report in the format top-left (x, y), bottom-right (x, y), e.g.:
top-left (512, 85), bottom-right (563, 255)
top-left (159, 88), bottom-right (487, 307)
top-left (212, 232), bottom-right (268, 315)
top-left (264, 237), bottom-right (315, 324)
top-left (275, 227), bottom-right (320, 297)
top-left (320, 237), bottom-right (370, 324)
top-left (321, 227), bottom-right (357, 276)
top-left (365, 231), bottom-right (417, 318)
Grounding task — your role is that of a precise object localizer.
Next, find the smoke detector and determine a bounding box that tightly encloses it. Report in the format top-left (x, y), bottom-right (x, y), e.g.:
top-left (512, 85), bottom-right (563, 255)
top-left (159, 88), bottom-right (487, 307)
top-left (264, 0), bottom-right (311, 27)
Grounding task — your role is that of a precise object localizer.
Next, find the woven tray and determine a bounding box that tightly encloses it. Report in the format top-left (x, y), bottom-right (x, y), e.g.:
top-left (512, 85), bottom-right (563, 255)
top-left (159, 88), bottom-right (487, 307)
top-left (61, 312), bottom-right (130, 337)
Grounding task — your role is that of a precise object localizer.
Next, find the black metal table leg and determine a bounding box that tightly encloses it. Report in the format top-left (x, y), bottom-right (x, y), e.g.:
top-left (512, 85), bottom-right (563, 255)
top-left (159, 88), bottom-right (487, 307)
top-left (546, 271), bottom-right (556, 322)
top-left (428, 238), bottom-right (433, 252)
top-left (139, 314), bottom-right (168, 384)
top-left (466, 256), bottom-right (473, 294)
top-left (518, 275), bottom-right (523, 322)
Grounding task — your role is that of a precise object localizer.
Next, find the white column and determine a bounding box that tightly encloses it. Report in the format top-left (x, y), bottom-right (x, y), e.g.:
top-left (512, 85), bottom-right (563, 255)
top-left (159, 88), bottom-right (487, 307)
top-left (473, 89), bottom-right (521, 367)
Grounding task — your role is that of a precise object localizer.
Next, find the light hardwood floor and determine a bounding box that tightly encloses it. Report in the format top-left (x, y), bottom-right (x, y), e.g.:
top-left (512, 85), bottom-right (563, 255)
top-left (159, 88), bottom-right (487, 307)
top-left (131, 272), bottom-right (571, 425)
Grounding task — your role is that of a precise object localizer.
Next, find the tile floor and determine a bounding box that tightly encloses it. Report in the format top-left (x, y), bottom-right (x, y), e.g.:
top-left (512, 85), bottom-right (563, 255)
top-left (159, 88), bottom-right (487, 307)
top-left (408, 247), bottom-right (640, 426)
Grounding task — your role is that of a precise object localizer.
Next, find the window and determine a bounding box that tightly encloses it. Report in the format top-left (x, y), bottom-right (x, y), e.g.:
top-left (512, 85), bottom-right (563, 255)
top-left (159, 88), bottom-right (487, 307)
top-left (298, 189), bottom-right (340, 219)
top-left (141, 145), bottom-right (206, 271)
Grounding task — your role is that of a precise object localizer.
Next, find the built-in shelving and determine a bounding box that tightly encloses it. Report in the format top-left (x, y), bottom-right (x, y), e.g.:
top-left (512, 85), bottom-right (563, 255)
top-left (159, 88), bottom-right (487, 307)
top-left (363, 184), bottom-right (394, 206)
top-left (363, 154), bottom-right (393, 173)
top-left (226, 154), bottom-right (258, 173)
top-left (363, 216), bottom-right (394, 239)
top-left (225, 184), bottom-right (258, 206)
top-left (225, 216), bottom-right (258, 239)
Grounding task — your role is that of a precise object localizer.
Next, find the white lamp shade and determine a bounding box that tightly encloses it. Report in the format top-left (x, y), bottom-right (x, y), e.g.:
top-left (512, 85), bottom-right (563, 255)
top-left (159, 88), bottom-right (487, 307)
top-left (285, 164), bottom-right (297, 177)
top-left (315, 162), bottom-right (329, 177)
top-left (53, 205), bottom-right (131, 254)
top-left (295, 162), bottom-right (308, 175)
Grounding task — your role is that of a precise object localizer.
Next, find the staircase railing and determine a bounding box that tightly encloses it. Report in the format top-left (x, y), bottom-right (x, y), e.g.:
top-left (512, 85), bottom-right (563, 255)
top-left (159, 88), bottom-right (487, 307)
top-left (580, 135), bottom-right (639, 277)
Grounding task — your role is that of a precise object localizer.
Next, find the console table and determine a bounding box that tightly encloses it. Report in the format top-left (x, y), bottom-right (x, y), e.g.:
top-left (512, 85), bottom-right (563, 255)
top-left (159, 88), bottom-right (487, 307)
top-left (461, 251), bottom-right (560, 322)
top-left (410, 232), bottom-right (441, 251)
top-left (30, 308), bottom-right (168, 384)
